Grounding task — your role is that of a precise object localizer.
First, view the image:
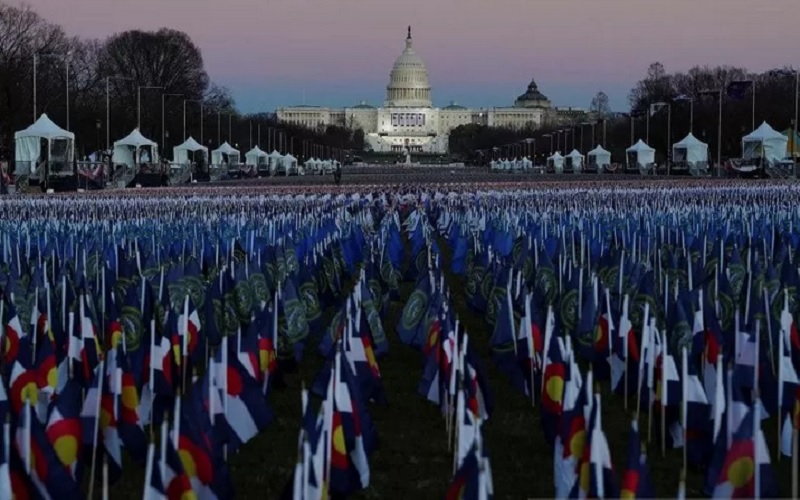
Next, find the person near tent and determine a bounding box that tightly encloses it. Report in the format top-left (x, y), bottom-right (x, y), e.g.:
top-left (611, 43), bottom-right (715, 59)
top-left (334, 161), bottom-right (342, 185)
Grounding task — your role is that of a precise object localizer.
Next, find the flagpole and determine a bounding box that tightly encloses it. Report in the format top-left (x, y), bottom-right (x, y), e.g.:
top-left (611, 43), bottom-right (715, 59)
top-left (794, 70), bottom-right (799, 178)
top-left (717, 89), bottom-right (722, 177)
top-left (752, 79), bottom-right (756, 131)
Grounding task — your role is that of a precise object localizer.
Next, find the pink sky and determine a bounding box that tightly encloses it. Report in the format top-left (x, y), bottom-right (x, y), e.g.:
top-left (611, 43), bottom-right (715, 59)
top-left (27, 0), bottom-right (796, 112)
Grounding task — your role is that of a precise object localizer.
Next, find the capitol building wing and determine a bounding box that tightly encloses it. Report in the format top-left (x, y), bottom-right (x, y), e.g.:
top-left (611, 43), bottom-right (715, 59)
top-left (277, 27), bottom-right (588, 154)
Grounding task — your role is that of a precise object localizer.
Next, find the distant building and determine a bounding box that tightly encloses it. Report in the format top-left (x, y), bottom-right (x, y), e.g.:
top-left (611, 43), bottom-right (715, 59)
top-left (276, 27), bottom-right (591, 154)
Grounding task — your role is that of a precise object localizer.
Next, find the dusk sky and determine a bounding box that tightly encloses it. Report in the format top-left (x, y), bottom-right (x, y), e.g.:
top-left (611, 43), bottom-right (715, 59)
top-left (28, 0), bottom-right (796, 113)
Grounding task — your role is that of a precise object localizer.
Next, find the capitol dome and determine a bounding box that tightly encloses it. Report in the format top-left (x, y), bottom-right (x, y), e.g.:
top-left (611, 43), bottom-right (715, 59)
top-left (385, 26), bottom-right (432, 108)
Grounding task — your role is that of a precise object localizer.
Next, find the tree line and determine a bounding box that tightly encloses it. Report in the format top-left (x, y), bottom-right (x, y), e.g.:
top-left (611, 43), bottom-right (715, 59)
top-left (0, 2), bottom-right (362, 161)
top-left (451, 62), bottom-right (798, 164)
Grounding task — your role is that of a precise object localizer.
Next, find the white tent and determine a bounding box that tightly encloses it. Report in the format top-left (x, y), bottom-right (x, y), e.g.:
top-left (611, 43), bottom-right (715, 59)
top-left (113, 128), bottom-right (159, 166)
top-left (245, 146), bottom-right (268, 166)
top-left (284, 153), bottom-right (298, 174)
top-left (522, 156), bottom-right (533, 170)
top-left (742, 121), bottom-right (788, 162)
top-left (626, 140), bottom-right (655, 168)
top-left (566, 149), bottom-right (584, 171)
top-left (268, 150), bottom-right (284, 172)
top-left (211, 142), bottom-right (240, 165)
top-left (547, 151), bottom-right (564, 172)
top-left (587, 145), bottom-right (611, 168)
top-left (14, 113), bottom-right (75, 167)
top-left (172, 136), bottom-right (208, 165)
top-left (672, 133), bottom-right (708, 164)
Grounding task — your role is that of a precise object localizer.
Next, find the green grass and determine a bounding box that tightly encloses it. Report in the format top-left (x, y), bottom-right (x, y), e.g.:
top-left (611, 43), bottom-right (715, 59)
top-left (112, 239), bottom-right (796, 500)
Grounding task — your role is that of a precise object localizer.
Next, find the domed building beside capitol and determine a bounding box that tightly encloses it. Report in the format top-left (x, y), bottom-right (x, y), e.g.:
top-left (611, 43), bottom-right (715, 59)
top-left (277, 27), bottom-right (591, 154)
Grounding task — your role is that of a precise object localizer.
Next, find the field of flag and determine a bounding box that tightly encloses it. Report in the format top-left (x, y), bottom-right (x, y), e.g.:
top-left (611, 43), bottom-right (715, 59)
top-left (0, 179), bottom-right (798, 499)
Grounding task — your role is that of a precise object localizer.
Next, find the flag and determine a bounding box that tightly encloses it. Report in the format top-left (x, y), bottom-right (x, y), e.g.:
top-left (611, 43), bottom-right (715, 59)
top-left (620, 420), bottom-right (655, 498)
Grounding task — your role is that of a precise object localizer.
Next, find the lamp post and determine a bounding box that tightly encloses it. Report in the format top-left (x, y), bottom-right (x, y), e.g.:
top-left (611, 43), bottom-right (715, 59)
top-left (700, 89), bottom-right (723, 175)
top-left (653, 102), bottom-right (672, 174)
top-left (183, 99), bottom-right (204, 144)
top-left (33, 52), bottom-right (71, 127)
top-left (674, 95), bottom-right (694, 134)
top-left (162, 93), bottom-right (182, 152)
top-left (543, 133), bottom-right (553, 154)
top-left (106, 75), bottom-right (135, 150)
top-left (137, 85), bottom-right (162, 130)
top-left (580, 123), bottom-right (592, 153)
top-left (630, 113), bottom-right (635, 144)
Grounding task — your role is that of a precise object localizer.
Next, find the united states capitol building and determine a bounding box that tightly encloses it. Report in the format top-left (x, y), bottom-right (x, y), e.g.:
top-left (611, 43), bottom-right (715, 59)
top-left (277, 27), bottom-right (590, 154)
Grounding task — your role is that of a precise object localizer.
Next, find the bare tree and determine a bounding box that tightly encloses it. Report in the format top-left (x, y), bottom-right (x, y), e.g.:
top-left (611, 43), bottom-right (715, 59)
top-left (589, 91), bottom-right (611, 119)
top-left (98, 28), bottom-right (211, 138)
top-left (0, 3), bottom-right (69, 147)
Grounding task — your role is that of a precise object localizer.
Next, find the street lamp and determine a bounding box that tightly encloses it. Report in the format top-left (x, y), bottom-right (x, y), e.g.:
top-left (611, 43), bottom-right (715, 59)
top-left (543, 133), bottom-right (553, 154)
top-left (183, 99), bottom-right (204, 143)
top-left (137, 85), bottom-right (163, 130)
top-left (652, 102), bottom-right (672, 173)
top-left (673, 95), bottom-right (694, 135)
top-left (33, 51), bottom-right (71, 128)
top-left (106, 75), bottom-right (136, 150)
top-left (699, 89), bottom-right (723, 175)
top-left (580, 122), bottom-right (593, 153)
top-left (162, 93), bottom-right (183, 152)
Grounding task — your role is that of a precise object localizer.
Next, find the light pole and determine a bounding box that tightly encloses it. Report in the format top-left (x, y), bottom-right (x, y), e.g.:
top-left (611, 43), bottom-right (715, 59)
top-left (33, 52), bottom-right (71, 127)
top-left (137, 85), bottom-right (162, 130)
top-left (106, 75), bottom-right (135, 150)
top-left (653, 102), bottom-right (672, 174)
top-left (700, 89), bottom-right (723, 175)
top-left (580, 123), bottom-right (591, 153)
top-left (183, 99), bottom-right (204, 143)
top-left (543, 133), bottom-right (553, 154)
top-left (162, 93), bottom-right (182, 152)
top-left (674, 95), bottom-right (694, 135)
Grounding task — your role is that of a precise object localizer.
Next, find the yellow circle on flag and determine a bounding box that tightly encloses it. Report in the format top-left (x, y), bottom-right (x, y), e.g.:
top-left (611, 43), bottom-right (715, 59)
top-left (333, 425), bottom-right (347, 455)
top-left (546, 376), bottom-right (564, 405)
top-left (727, 457), bottom-right (755, 489)
top-left (569, 429), bottom-right (586, 459)
top-left (179, 449), bottom-right (198, 478)
top-left (53, 435), bottom-right (78, 467)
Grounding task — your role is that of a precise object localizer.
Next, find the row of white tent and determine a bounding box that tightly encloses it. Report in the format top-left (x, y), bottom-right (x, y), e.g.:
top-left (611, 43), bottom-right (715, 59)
top-left (543, 124), bottom-right (789, 170)
top-left (13, 114), bottom-right (791, 175)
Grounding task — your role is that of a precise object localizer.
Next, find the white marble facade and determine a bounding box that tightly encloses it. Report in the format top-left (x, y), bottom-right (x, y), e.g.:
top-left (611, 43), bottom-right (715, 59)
top-left (277, 27), bottom-right (570, 154)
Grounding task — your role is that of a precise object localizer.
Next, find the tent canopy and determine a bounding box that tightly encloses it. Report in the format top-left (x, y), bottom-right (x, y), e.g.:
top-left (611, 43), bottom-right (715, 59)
top-left (742, 121), bottom-right (788, 162)
top-left (587, 145), bottom-right (611, 166)
top-left (173, 136), bottom-right (208, 165)
top-left (567, 149), bottom-right (584, 159)
top-left (626, 139), bottom-right (654, 153)
top-left (245, 146), bottom-right (268, 166)
top-left (672, 133), bottom-right (708, 163)
top-left (113, 128), bottom-right (159, 166)
top-left (14, 113), bottom-right (75, 164)
top-left (626, 139), bottom-right (655, 166)
top-left (211, 142), bottom-right (240, 164)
